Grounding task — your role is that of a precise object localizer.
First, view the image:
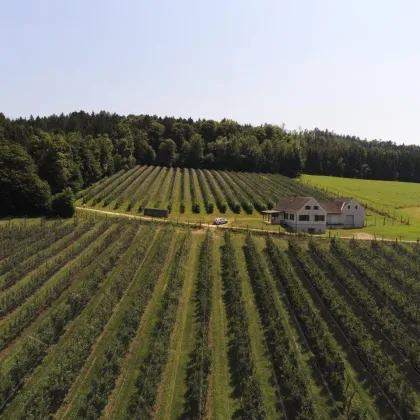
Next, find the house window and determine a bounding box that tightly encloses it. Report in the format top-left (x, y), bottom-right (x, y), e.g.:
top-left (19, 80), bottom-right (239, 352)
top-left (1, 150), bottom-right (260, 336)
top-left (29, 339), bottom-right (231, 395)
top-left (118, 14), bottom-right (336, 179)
top-left (299, 215), bottom-right (310, 221)
top-left (285, 213), bottom-right (288, 220)
top-left (348, 205), bottom-right (350, 209)
top-left (314, 206), bottom-right (319, 210)
top-left (305, 205), bottom-right (311, 210)
top-left (355, 206), bottom-right (358, 209)
top-left (289, 214), bottom-right (295, 221)
top-left (315, 215), bottom-right (325, 222)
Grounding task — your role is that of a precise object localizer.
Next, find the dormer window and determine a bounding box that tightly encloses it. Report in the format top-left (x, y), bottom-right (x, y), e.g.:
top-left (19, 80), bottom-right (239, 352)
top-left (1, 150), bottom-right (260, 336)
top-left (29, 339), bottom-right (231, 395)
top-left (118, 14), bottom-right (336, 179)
top-left (355, 205), bottom-right (358, 209)
top-left (305, 205), bottom-right (311, 210)
top-left (348, 205), bottom-right (350, 209)
top-left (314, 206), bottom-right (319, 210)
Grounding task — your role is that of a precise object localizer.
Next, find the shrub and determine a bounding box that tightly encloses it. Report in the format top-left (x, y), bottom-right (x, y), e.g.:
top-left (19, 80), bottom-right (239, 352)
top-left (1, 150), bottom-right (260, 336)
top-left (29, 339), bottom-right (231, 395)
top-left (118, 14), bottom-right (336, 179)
top-left (52, 188), bottom-right (75, 218)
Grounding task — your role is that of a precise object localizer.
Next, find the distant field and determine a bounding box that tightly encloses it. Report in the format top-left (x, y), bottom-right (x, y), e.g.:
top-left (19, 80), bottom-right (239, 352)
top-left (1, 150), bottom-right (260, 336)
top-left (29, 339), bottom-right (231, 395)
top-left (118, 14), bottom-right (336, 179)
top-left (2, 220), bottom-right (420, 418)
top-left (301, 174), bottom-right (420, 240)
top-left (301, 175), bottom-right (420, 210)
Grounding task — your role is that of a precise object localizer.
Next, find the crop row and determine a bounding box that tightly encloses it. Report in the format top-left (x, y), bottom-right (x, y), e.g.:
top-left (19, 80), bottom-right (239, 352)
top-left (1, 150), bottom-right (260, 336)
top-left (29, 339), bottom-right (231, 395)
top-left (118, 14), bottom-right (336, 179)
top-left (244, 233), bottom-right (317, 419)
top-left (310, 239), bottom-right (420, 374)
top-left (196, 169), bottom-right (215, 213)
top-left (265, 237), bottom-right (369, 417)
top-left (113, 165), bottom-right (149, 209)
top-left (91, 167), bottom-right (139, 205)
top-left (189, 169), bottom-right (201, 213)
top-left (0, 222), bottom-right (79, 289)
top-left (0, 223), bottom-right (138, 414)
top-left (367, 241), bottom-right (420, 296)
top-left (0, 224), bottom-right (63, 263)
top-left (221, 231), bottom-right (265, 418)
top-left (184, 231), bottom-right (213, 419)
top-left (2, 226), bottom-right (144, 419)
top-left (103, 166), bottom-right (145, 207)
top-left (332, 239), bottom-right (420, 331)
top-left (0, 223), bottom-right (102, 317)
top-left (137, 166), bottom-right (165, 212)
top-left (79, 169), bottom-right (125, 202)
top-left (127, 231), bottom-right (191, 418)
top-left (0, 222), bottom-right (115, 350)
top-left (289, 239), bottom-right (419, 419)
top-left (63, 226), bottom-right (165, 419)
top-left (228, 171), bottom-right (270, 211)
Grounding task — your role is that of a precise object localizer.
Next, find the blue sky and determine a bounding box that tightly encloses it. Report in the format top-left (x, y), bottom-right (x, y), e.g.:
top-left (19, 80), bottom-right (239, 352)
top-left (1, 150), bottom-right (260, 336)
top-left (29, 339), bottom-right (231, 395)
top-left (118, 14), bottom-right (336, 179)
top-left (1, 0), bottom-right (420, 144)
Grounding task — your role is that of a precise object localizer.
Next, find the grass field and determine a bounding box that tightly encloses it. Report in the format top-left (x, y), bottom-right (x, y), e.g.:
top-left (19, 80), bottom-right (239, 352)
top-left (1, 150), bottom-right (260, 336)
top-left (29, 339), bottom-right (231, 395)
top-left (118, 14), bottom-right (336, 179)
top-left (301, 174), bottom-right (420, 240)
top-left (1, 219), bottom-right (420, 418)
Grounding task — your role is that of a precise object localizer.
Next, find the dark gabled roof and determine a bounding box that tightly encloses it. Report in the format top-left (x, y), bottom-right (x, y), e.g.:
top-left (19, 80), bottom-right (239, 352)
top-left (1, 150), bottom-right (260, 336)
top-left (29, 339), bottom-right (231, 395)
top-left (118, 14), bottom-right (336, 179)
top-left (273, 197), bottom-right (313, 212)
top-left (274, 196), bottom-right (358, 214)
top-left (320, 197), bottom-right (353, 214)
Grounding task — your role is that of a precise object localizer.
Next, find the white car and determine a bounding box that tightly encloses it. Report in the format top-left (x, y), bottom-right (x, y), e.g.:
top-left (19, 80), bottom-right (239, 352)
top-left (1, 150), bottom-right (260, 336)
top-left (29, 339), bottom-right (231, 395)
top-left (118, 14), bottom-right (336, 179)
top-left (213, 217), bottom-right (228, 225)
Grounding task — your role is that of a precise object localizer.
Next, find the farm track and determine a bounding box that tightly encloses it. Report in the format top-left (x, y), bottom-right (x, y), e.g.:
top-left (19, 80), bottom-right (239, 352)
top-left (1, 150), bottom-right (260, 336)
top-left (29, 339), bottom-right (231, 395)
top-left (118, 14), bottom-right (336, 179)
top-left (75, 206), bottom-right (420, 242)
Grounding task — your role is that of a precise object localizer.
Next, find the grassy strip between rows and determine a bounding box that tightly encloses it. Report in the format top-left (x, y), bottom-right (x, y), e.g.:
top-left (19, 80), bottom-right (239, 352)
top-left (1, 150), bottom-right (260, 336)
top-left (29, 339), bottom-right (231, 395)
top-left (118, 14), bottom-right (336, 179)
top-left (1, 224), bottom-right (143, 419)
top-left (0, 222), bottom-right (136, 414)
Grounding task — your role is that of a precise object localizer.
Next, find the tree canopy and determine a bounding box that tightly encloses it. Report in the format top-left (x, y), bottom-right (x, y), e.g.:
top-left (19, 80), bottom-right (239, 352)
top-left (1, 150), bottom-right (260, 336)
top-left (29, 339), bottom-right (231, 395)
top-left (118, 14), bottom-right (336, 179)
top-left (2, 110), bottom-right (420, 216)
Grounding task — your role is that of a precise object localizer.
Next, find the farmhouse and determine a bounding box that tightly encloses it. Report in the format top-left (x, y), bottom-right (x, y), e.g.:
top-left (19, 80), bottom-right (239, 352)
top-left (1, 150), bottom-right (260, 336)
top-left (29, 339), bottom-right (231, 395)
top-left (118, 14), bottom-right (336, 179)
top-left (262, 196), bottom-right (365, 234)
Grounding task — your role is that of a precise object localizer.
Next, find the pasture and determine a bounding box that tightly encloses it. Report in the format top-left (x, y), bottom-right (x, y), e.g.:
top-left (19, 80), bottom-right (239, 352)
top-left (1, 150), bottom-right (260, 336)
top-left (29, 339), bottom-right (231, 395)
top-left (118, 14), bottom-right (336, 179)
top-left (302, 174), bottom-right (420, 240)
top-left (0, 218), bottom-right (420, 418)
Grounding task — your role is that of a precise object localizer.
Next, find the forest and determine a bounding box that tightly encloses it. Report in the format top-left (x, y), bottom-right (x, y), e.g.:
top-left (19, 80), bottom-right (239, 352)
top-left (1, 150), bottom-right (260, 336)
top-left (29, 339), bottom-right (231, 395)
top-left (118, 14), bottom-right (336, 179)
top-left (1, 110), bottom-right (420, 216)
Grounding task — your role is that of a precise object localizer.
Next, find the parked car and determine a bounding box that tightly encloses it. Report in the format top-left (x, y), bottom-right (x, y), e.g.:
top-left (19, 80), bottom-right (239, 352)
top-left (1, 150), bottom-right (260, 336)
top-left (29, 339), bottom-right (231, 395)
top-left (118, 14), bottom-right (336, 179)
top-left (213, 217), bottom-right (228, 225)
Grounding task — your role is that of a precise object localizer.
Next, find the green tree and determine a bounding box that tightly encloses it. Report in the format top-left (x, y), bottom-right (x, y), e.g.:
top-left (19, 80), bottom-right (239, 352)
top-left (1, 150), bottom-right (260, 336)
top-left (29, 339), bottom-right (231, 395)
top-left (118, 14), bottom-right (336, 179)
top-left (0, 144), bottom-right (52, 216)
top-left (188, 134), bottom-right (204, 167)
top-left (158, 139), bottom-right (177, 166)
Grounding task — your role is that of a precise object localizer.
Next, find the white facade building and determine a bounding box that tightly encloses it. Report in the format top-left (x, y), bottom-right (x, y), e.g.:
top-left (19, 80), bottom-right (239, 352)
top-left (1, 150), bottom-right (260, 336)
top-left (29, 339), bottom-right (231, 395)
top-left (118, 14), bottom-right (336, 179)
top-left (262, 196), bottom-right (365, 233)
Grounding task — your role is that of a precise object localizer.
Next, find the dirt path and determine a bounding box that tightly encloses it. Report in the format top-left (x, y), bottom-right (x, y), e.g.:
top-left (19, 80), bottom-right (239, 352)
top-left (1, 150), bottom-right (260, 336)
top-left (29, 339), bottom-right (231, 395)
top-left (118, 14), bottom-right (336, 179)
top-left (76, 207), bottom-right (418, 243)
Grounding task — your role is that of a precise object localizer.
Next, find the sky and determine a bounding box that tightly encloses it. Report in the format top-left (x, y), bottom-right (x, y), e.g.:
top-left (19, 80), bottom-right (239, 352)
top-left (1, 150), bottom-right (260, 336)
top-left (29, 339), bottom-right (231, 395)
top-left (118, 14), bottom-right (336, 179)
top-left (1, 0), bottom-right (420, 144)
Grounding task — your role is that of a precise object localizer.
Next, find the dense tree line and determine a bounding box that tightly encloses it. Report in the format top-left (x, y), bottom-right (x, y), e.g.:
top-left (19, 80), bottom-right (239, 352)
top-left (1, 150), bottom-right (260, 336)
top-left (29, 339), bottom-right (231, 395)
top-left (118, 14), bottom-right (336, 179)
top-left (2, 110), bottom-right (420, 216)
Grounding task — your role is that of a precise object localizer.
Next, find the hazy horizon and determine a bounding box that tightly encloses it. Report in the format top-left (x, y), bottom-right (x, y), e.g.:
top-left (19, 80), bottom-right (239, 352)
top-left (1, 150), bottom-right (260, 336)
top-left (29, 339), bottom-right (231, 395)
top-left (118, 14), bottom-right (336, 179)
top-left (2, 0), bottom-right (420, 145)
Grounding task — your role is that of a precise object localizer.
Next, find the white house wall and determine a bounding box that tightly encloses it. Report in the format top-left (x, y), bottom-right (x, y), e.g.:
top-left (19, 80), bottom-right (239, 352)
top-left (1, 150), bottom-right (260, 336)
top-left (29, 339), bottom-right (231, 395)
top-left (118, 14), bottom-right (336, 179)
top-left (295, 198), bottom-right (327, 233)
top-left (339, 199), bottom-right (365, 228)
